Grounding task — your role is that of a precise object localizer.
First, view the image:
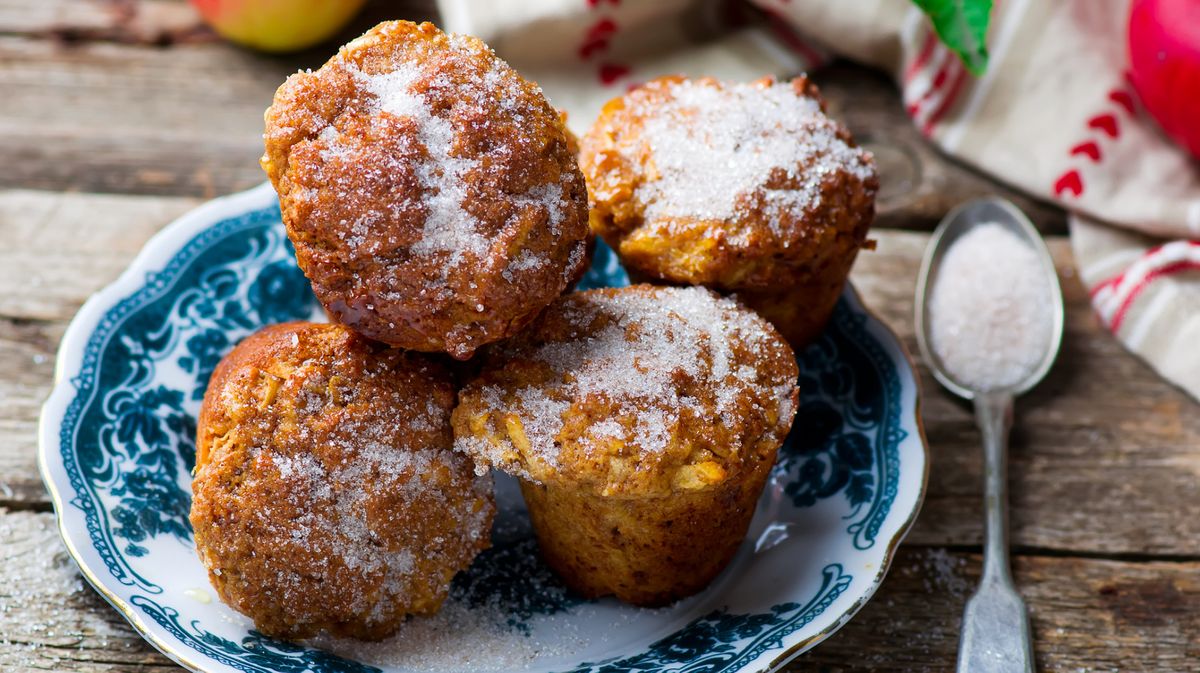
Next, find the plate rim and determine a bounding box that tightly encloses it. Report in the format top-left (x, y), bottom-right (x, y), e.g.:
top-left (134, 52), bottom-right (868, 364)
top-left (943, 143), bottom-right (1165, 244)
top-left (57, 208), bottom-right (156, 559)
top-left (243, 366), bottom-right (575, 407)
top-left (762, 281), bottom-right (931, 672)
top-left (37, 182), bottom-right (931, 673)
top-left (38, 182), bottom-right (284, 673)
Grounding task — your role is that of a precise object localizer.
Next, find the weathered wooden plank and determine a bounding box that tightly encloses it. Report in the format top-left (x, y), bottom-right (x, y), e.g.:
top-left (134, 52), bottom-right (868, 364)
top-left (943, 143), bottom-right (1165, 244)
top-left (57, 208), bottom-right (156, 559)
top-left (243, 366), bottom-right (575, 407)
top-left (0, 0), bottom-right (210, 45)
top-left (0, 4), bottom-right (1066, 234)
top-left (0, 0), bottom-right (436, 197)
top-left (0, 318), bottom-right (61, 507)
top-left (2, 191), bottom-right (1197, 553)
top-left (3, 510), bottom-right (1196, 671)
top-left (0, 190), bottom-right (199, 321)
top-left (0, 510), bottom-right (181, 671)
top-left (0, 190), bottom-right (197, 506)
top-left (0, 187), bottom-right (201, 321)
top-left (790, 547), bottom-right (1200, 672)
top-left (0, 35), bottom-right (293, 199)
top-left (0, 0), bottom-right (435, 45)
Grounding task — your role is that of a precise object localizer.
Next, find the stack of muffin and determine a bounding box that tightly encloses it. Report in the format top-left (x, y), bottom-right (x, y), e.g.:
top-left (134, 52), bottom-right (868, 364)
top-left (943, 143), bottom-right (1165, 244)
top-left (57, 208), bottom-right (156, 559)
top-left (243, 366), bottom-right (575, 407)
top-left (189, 20), bottom-right (877, 641)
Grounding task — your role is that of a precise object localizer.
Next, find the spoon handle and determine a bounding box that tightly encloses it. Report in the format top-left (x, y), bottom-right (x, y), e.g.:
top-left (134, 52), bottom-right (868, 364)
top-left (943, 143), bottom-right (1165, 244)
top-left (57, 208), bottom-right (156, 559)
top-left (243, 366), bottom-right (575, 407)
top-left (977, 393), bottom-right (1017, 586)
top-left (956, 392), bottom-right (1035, 673)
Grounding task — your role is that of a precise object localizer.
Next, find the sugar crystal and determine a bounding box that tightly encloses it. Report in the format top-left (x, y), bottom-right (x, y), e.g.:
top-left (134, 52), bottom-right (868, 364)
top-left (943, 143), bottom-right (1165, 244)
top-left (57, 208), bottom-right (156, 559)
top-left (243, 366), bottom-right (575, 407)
top-left (928, 223), bottom-right (1055, 392)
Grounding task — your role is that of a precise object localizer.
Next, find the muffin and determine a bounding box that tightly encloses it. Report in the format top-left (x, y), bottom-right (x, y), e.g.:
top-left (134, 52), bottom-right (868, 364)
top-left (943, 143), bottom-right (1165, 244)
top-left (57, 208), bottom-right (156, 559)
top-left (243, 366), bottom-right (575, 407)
top-left (190, 322), bottom-right (495, 640)
top-left (452, 285), bottom-right (798, 606)
top-left (580, 75), bottom-right (878, 348)
top-left (559, 110), bottom-right (581, 159)
top-left (261, 21), bottom-right (590, 359)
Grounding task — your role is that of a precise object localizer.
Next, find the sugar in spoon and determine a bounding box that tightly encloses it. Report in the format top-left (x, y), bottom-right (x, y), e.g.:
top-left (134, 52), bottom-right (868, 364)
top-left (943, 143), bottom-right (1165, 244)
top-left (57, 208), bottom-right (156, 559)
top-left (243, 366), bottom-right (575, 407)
top-left (914, 198), bottom-right (1064, 673)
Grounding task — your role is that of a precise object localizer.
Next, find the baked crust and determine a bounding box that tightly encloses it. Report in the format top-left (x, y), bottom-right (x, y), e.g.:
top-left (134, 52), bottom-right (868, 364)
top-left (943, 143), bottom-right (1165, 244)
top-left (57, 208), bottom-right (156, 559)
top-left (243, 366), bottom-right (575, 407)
top-left (262, 21), bottom-right (589, 359)
top-left (518, 431), bottom-right (777, 606)
top-left (452, 285), bottom-right (798, 496)
top-left (452, 285), bottom-right (798, 605)
top-left (580, 75), bottom-right (878, 347)
top-left (191, 321), bottom-right (494, 640)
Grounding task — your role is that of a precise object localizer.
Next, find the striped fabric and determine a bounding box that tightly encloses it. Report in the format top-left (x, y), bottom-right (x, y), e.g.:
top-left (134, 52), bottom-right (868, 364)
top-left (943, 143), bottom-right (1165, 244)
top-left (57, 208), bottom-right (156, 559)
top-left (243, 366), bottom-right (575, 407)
top-left (439, 0), bottom-right (1200, 400)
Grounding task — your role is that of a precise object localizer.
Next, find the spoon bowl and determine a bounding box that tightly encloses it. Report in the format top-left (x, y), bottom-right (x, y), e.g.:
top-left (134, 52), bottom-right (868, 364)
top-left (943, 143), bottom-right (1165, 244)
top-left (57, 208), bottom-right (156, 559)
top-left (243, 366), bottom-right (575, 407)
top-left (914, 197), bottom-right (1065, 400)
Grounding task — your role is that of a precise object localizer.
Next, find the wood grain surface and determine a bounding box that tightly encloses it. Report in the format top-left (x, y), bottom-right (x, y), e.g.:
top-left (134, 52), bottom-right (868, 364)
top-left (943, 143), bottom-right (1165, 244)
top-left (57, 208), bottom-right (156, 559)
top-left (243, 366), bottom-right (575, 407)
top-left (1, 0), bottom-right (1195, 671)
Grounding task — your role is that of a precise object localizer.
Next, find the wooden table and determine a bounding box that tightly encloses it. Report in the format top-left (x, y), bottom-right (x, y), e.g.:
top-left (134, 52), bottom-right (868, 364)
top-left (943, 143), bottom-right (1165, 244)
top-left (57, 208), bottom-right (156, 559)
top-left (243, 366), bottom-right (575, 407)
top-left (2, 1), bottom-right (1198, 670)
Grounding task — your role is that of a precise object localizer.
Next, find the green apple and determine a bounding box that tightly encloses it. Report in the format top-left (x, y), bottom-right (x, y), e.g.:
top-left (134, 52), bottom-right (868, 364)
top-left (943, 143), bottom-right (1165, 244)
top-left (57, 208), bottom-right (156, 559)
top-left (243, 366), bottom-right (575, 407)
top-left (190, 0), bottom-right (367, 53)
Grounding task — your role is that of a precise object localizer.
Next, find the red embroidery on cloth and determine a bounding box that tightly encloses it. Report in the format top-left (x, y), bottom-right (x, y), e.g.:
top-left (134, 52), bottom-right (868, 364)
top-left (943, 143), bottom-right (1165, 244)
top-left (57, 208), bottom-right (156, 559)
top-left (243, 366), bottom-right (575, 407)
top-left (578, 18), bottom-right (617, 59)
top-left (1053, 170), bottom-right (1084, 197)
top-left (1108, 90), bottom-right (1136, 115)
top-left (906, 50), bottom-right (956, 118)
top-left (598, 63), bottom-right (630, 85)
top-left (1087, 114), bottom-right (1120, 138)
top-left (903, 29), bottom-right (967, 136)
top-left (1050, 86), bottom-right (1137, 198)
top-left (1070, 141), bottom-right (1102, 162)
top-left (579, 2), bottom-right (628, 87)
top-left (1089, 243), bottom-right (1167, 300)
top-left (1088, 242), bottom-right (1169, 300)
top-left (586, 18), bottom-right (617, 39)
top-left (904, 33), bottom-right (938, 84)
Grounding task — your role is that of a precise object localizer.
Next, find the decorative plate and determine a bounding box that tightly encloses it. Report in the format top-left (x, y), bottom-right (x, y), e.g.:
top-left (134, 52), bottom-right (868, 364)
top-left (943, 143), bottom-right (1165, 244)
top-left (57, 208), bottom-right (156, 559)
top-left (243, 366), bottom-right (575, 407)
top-left (40, 182), bottom-right (928, 673)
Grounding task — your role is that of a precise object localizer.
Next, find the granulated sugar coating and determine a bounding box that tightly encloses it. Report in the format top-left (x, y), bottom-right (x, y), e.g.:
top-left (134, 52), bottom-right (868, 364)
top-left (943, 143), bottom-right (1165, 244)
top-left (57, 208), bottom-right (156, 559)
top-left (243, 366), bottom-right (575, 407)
top-left (579, 75), bottom-right (878, 349)
top-left (453, 285), bottom-right (800, 497)
top-left (190, 322), bottom-right (495, 641)
top-left (631, 78), bottom-right (875, 227)
top-left (928, 223), bottom-right (1056, 391)
top-left (261, 21), bottom-right (589, 358)
top-left (580, 75), bottom-right (877, 274)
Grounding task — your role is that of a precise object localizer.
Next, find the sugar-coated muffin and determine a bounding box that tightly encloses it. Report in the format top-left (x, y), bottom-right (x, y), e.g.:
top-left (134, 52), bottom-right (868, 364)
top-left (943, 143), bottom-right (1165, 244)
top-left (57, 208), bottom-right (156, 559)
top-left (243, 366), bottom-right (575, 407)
top-left (190, 322), bottom-right (495, 641)
top-left (580, 75), bottom-right (878, 348)
top-left (559, 110), bottom-right (581, 159)
top-left (452, 285), bottom-right (798, 606)
top-left (261, 21), bottom-right (589, 359)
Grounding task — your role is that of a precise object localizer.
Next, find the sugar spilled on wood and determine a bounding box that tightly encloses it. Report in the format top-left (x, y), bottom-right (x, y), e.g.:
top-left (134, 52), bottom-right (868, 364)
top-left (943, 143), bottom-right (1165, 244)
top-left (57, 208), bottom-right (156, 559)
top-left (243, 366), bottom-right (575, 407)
top-left (0, 513), bottom-right (110, 669)
top-left (928, 222), bottom-right (1055, 391)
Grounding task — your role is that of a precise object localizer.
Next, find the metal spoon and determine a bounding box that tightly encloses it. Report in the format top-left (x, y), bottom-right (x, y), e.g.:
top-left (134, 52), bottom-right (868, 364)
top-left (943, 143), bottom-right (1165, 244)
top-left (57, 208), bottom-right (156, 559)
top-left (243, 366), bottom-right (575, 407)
top-left (914, 198), bottom-right (1064, 673)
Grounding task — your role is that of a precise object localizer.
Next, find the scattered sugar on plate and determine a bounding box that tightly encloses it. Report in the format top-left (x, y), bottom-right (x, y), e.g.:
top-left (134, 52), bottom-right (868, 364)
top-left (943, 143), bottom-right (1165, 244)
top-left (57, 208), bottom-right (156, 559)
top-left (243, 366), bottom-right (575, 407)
top-left (927, 223), bottom-right (1055, 392)
top-left (311, 593), bottom-right (597, 672)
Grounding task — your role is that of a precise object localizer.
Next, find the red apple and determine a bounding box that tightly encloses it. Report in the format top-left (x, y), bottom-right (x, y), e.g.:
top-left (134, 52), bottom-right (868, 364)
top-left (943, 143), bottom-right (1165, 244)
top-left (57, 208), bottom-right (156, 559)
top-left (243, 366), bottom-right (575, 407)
top-left (190, 0), bottom-right (367, 53)
top-left (1127, 0), bottom-right (1200, 160)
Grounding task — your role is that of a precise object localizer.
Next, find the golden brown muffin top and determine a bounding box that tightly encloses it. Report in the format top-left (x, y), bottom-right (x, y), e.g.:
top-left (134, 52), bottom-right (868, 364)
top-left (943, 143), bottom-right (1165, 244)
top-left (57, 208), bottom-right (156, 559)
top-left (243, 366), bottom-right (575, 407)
top-left (260, 21), bottom-right (589, 359)
top-left (192, 322), bottom-right (493, 639)
top-left (581, 75), bottom-right (878, 288)
top-left (452, 285), bottom-right (799, 498)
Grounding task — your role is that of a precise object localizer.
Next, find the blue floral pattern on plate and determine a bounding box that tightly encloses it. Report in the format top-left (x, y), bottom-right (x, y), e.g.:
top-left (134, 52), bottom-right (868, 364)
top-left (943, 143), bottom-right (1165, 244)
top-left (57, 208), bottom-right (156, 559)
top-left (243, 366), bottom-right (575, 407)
top-left (40, 183), bottom-right (928, 673)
